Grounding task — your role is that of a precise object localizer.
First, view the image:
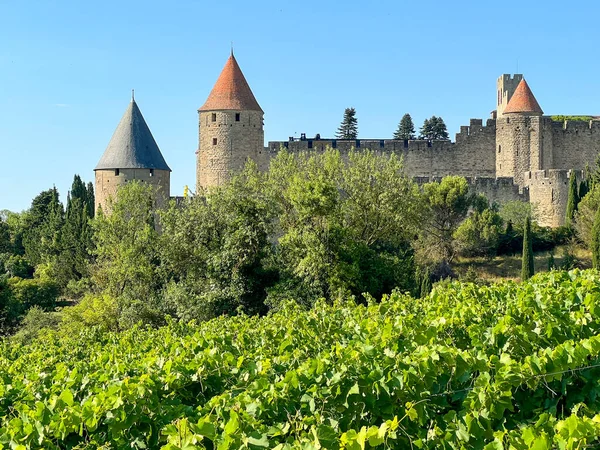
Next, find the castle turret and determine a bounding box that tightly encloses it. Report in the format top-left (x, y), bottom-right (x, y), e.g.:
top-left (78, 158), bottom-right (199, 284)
top-left (496, 74), bottom-right (523, 117)
top-left (496, 79), bottom-right (546, 185)
top-left (196, 52), bottom-right (264, 190)
top-left (95, 95), bottom-right (171, 212)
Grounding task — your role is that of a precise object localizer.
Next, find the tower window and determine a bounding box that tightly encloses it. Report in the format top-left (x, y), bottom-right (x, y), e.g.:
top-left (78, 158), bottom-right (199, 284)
top-left (115, 169), bottom-right (120, 176)
top-left (213, 138), bottom-right (218, 145)
top-left (498, 145), bottom-right (501, 153)
top-left (235, 113), bottom-right (240, 121)
top-left (149, 169), bottom-right (154, 177)
top-left (211, 113), bottom-right (217, 122)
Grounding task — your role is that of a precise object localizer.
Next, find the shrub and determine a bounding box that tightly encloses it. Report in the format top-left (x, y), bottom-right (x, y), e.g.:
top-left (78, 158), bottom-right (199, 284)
top-left (8, 277), bottom-right (58, 310)
top-left (60, 293), bottom-right (120, 335)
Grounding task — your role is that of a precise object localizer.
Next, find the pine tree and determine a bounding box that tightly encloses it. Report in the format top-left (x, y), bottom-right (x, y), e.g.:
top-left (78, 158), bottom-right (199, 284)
top-left (565, 171), bottom-right (579, 228)
top-left (335, 107), bottom-right (358, 139)
top-left (592, 207), bottom-right (600, 269)
top-left (419, 116), bottom-right (449, 140)
top-left (521, 217), bottom-right (534, 280)
top-left (394, 113), bottom-right (415, 140)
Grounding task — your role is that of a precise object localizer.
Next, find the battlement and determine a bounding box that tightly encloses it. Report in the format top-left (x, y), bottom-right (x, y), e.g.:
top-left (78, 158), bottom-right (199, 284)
top-left (498, 74), bottom-right (524, 83)
top-left (549, 118), bottom-right (600, 132)
top-left (524, 168), bottom-right (582, 184)
top-left (455, 118), bottom-right (496, 143)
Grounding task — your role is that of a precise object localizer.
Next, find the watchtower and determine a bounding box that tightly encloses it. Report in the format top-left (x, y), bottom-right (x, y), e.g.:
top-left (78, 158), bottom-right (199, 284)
top-left (94, 95), bottom-right (171, 212)
top-left (495, 79), bottom-right (544, 185)
top-left (496, 74), bottom-right (524, 117)
top-left (196, 52), bottom-right (264, 190)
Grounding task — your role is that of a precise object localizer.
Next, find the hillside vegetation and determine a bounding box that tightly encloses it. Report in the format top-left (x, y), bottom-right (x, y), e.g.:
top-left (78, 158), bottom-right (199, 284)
top-left (1, 270), bottom-right (600, 448)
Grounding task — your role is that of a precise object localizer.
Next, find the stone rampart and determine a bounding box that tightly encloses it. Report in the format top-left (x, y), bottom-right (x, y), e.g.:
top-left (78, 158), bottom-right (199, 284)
top-left (548, 119), bottom-right (600, 171)
top-left (267, 118), bottom-right (496, 179)
top-left (523, 169), bottom-right (583, 227)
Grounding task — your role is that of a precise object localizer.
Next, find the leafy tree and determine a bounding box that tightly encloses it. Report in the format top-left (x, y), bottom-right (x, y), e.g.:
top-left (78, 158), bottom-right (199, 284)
top-left (417, 176), bottom-right (472, 262)
top-left (92, 181), bottom-right (164, 325)
top-left (521, 217), bottom-right (534, 280)
top-left (266, 148), bottom-right (419, 305)
top-left (573, 185), bottom-right (600, 247)
top-left (335, 107), bottom-right (358, 139)
top-left (499, 201), bottom-right (536, 233)
top-left (454, 197), bottom-right (503, 257)
top-left (419, 116), bottom-right (449, 140)
top-left (565, 171), bottom-right (579, 228)
top-left (159, 162), bottom-right (277, 321)
top-left (394, 113), bottom-right (415, 140)
top-left (592, 206), bottom-right (600, 269)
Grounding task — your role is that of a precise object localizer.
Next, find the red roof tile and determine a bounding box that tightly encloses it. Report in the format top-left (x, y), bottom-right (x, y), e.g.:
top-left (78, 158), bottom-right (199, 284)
top-left (504, 79), bottom-right (543, 115)
top-left (199, 54), bottom-right (263, 112)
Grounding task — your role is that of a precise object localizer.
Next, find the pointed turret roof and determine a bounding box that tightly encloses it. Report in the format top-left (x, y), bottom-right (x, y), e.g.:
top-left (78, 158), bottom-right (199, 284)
top-left (503, 79), bottom-right (543, 115)
top-left (199, 53), bottom-right (263, 112)
top-left (95, 98), bottom-right (171, 171)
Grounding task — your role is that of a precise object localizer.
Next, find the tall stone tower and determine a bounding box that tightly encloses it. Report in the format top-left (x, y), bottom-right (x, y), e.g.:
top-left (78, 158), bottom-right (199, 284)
top-left (496, 74), bottom-right (523, 117)
top-left (495, 79), bottom-right (544, 185)
top-left (197, 52), bottom-right (264, 190)
top-left (95, 96), bottom-right (171, 212)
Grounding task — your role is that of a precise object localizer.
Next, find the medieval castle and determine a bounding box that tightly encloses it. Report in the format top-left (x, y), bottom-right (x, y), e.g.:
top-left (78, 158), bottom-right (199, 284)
top-left (94, 53), bottom-right (600, 227)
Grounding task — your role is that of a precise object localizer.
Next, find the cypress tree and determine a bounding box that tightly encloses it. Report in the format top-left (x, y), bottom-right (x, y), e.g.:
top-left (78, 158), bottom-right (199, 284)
top-left (592, 207), bottom-right (600, 269)
top-left (565, 171), bottom-right (578, 228)
top-left (420, 267), bottom-right (432, 298)
top-left (521, 217), bottom-right (534, 280)
top-left (335, 107), bottom-right (358, 139)
top-left (548, 250), bottom-right (555, 271)
top-left (579, 179), bottom-right (589, 201)
top-left (394, 113), bottom-right (415, 140)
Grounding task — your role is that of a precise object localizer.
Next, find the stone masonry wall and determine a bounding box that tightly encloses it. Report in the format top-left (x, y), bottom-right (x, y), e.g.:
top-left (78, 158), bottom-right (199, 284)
top-left (197, 110), bottom-right (265, 190)
top-left (267, 118), bottom-right (496, 179)
top-left (95, 168), bottom-right (170, 213)
top-left (548, 120), bottom-right (600, 171)
top-left (523, 169), bottom-right (583, 227)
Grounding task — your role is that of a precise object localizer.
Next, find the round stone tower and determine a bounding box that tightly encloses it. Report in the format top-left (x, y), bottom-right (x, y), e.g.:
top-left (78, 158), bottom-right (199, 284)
top-left (95, 95), bottom-right (171, 213)
top-left (495, 78), bottom-right (544, 185)
top-left (197, 51), bottom-right (264, 190)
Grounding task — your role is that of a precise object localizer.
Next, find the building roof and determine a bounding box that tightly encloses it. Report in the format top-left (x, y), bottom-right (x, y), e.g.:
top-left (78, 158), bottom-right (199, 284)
top-left (503, 79), bottom-right (544, 115)
top-left (199, 53), bottom-right (263, 112)
top-left (95, 98), bottom-right (171, 171)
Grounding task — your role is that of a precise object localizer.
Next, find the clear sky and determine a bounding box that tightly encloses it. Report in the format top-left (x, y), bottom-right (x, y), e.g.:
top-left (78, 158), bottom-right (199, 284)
top-left (1, 0), bottom-right (599, 212)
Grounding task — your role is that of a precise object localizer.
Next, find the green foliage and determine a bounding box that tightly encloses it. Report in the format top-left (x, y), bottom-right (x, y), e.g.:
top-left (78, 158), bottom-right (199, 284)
top-left (419, 115), bottom-right (449, 140)
top-left (92, 181), bottom-right (162, 305)
top-left (60, 293), bottom-right (120, 334)
top-left (266, 149), bottom-right (419, 305)
top-left (12, 306), bottom-right (61, 344)
top-left (160, 163), bottom-right (276, 321)
top-left (575, 184), bottom-right (600, 248)
top-left (551, 115), bottom-right (595, 122)
top-left (0, 271), bottom-right (600, 447)
top-left (335, 107), bottom-right (358, 139)
top-left (454, 197), bottom-right (503, 257)
top-left (417, 176), bottom-right (472, 262)
top-left (592, 206), bottom-right (600, 269)
top-left (7, 277), bottom-right (59, 311)
top-left (521, 217), bottom-right (534, 280)
top-left (565, 170), bottom-right (579, 228)
top-left (393, 113), bottom-right (415, 140)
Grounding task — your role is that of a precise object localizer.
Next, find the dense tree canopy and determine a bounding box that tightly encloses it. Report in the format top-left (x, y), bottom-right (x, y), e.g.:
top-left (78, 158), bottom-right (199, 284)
top-left (419, 115), bottom-right (449, 140)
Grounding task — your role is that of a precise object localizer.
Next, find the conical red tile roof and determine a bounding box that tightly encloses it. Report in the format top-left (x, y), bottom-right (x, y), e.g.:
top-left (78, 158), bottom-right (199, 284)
top-left (504, 79), bottom-right (543, 115)
top-left (199, 54), bottom-right (263, 112)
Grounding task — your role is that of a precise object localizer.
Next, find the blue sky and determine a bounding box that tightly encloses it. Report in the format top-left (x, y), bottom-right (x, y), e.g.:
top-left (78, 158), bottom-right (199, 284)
top-left (1, 0), bottom-right (599, 212)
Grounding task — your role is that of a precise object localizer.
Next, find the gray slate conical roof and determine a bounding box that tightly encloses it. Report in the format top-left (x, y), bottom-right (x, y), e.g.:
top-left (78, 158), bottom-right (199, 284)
top-left (95, 99), bottom-right (171, 171)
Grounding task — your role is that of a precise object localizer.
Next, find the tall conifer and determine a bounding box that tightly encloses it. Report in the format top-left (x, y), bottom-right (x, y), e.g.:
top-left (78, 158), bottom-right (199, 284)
top-left (565, 171), bottom-right (578, 228)
top-left (521, 217), bottom-right (534, 280)
top-left (394, 113), bottom-right (415, 140)
top-left (335, 108), bottom-right (358, 139)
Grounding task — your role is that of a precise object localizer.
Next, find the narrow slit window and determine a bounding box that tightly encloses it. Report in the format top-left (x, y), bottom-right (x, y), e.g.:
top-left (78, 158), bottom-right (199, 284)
top-left (211, 113), bottom-right (217, 122)
top-left (213, 138), bottom-right (218, 145)
top-left (149, 169), bottom-right (154, 177)
top-left (235, 113), bottom-right (240, 122)
top-left (115, 169), bottom-right (120, 176)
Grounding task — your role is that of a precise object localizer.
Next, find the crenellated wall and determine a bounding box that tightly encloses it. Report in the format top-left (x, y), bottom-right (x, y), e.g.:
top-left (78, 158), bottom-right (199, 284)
top-left (548, 120), bottom-right (600, 171)
top-left (523, 169), bottom-right (583, 227)
top-left (267, 118), bottom-right (496, 179)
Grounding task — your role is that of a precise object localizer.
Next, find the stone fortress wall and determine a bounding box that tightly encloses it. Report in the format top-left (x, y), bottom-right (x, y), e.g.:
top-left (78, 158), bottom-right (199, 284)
top-left (267, 118), bottom-right (497, 179)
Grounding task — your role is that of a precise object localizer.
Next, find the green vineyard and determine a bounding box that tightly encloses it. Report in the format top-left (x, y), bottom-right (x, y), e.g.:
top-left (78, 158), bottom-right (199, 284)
top-left (2, 270), bottom-right (600, 449)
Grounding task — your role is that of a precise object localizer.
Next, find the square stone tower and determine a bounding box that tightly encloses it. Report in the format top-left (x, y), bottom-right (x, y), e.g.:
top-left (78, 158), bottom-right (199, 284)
top-left (496, 74), bottom-right (523, 117)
